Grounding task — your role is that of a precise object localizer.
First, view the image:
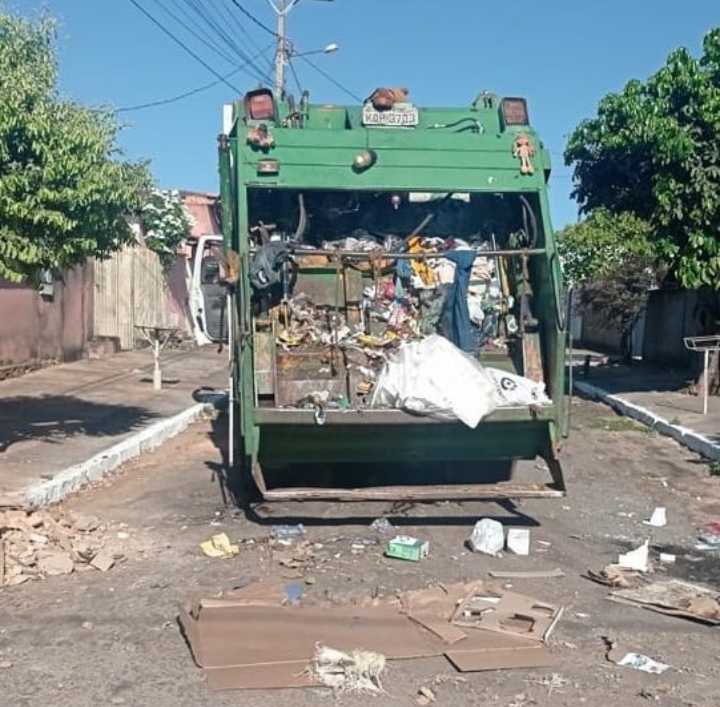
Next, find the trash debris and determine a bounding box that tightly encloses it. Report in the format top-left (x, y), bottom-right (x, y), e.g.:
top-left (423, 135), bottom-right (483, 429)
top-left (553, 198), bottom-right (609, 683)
top-left (506, 528), bottom-right (531, 556)
top-left (370, 517), bottom-right (394, 534)
top-left (614, 652), bottom-right (670, 674)
top-left (199, 533), bottom-right (239, 559)
top-left (585, 564), bottom-right (639, 589)
top-left (485, 368), bottom-right (553, 408)
top-left (642, 507), bottom-right (667, 528)
top-left (489, 568), bottom-right (565, 579)
top-left (659, 553), bottom-right (676, 564)
top-left (90, 548), bottom-right (117, 573)
top-left (696, 522), bottom-right (720, 549)
top-left (618, 539), bottom-right (650, 573)
top-left (450, 583), bottom-right (563, 643)
top-left (370, 334), bottom-right (497, 427)
top-left (0, 508), bottom-right (121, 586)
top-left (609, 579), bottom-right (720, 624)
top-left (416, 685), bottom-right (436, 705)
top-left (180, 578), bottom-right (561, 690)
top-left (386, 535), bottom-right (429, 562)
top-left (271, 524), bottom-right (307, 540)
top-left (284, 583), bottom-right (304, 605)
top-left (468, 518), bottom-right (505, 555)
top-left (305, 644), bottom-right (386, 695)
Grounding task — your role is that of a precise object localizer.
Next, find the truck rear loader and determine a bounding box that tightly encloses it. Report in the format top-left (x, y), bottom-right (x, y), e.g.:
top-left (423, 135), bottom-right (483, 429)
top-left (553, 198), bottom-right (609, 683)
top-left (215, 86), bottom-right (568, 502)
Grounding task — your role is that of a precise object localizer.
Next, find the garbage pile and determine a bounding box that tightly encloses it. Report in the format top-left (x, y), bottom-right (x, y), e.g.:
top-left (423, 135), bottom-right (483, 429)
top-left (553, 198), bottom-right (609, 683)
top-left (0, 508), bottom-right (123, 586)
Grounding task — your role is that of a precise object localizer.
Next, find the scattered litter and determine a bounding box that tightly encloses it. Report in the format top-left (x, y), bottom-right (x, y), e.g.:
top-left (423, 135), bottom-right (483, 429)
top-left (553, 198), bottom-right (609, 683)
top-left (284, 583), bottom-right (304, 605)
top-left (0, 660), bottom-right (12, 669)
top-left (305, 644), bottom-right (386, 695)
top-left (618, 539), bottom-right (650, 573)
top-left (609, 579), bottom-right (720, 624)
top-left (386, 535), bottom-right (429, 562)
top-left (0, 508), bottom-right (122, 586)
top-left (370, 517), bottom-right (394, 533)
top-left (468, 518), bottom-right (505, 556)
top-left (614, 652), bottom-right (670, 675)
top-left (506, 528), bottom-right (530, 556)
top-left (199, 533), bottom-right (239, 559)
top-left (90, 548), bottom-right (117, 573)
top-left (642, 507), bottom-right (667, 528)
top-left (525, 672), bottom-right (569, 694)
top-left (696, 522), bottom-right (720, 549)
top-left (271, 524), bottom-right (307, 540)
top-left (489, 568), bottom-right (565, 579)
top-left (180, 578), bottom-right (561, 690)
top-left (585, 564), bottom-right (639, 589)
top-left (416, 685), bottom-right (436, 705)
top-left (659, 553), bottom-right (676, 564)
top-left (116, 531), bottom-right (130, 540)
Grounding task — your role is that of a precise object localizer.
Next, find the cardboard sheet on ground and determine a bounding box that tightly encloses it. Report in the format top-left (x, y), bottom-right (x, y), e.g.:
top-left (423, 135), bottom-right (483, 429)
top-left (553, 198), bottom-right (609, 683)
top-left (609, 579), bottom-right (720, 625)
top-left (179, 580), bottom-right (559, 690)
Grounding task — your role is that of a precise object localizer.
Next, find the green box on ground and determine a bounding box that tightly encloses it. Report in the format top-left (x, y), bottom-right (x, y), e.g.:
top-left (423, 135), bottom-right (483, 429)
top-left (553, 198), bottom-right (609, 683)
top-left (385, 535), bottom-right (429, 562)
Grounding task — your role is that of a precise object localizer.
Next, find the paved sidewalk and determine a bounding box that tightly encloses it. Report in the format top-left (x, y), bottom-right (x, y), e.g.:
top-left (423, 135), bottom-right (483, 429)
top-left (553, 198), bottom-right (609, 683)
top-left (0, 345), bottom-right (228, 505)
top-left (572, 354), bottom-right (720, 462)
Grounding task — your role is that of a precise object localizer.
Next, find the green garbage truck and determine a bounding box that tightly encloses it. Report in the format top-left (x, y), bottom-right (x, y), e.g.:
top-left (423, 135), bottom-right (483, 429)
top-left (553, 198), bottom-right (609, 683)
top-left (215, 85), bottom-right (568, 501)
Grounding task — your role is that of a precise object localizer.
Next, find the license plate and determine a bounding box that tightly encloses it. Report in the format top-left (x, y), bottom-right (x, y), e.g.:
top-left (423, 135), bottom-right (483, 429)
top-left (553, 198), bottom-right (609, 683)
top-left (362, 105), bottom-right (419, 127)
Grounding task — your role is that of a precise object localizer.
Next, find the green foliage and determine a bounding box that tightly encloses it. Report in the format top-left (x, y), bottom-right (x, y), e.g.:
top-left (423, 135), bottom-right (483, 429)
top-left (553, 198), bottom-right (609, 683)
top-left (140, 188), bottom-right (194, 271)
top-left (0, 11), bottom-right (151, 283)
top-left (556, 208), bottom-right (654, 287)
top-left (564, 28), bottom-right (720, 290)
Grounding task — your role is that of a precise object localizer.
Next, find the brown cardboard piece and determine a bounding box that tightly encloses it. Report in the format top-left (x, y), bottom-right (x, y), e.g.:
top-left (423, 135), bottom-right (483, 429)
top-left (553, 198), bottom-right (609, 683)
top-left (609, 579), bottom-right (720, 625)
top-left (450, 583), bottom-right (562, 643)
top-left (179, 579), bottom-right (559, 690)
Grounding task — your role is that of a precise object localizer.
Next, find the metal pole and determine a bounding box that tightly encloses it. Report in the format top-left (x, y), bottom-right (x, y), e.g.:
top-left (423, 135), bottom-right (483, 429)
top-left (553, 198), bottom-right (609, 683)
top-left (704, 347), bottom-right (710, 416)
top-left (227, 292), bottom-right (234, 469)
top-left (274, 0), bottom-right (286, 97)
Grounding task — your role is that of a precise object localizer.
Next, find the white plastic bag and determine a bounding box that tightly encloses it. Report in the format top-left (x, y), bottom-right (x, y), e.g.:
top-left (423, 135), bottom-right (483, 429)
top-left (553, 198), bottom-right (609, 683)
top-left (370, 335), bottom-right (497, 428)
top-left (485, 368), bottom-right (552, 407)
top-left (468, 518), bottom-right (505, 555)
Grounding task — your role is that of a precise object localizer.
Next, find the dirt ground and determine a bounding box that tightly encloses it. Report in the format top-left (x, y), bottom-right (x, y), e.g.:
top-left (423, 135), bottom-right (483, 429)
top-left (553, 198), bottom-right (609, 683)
top-left (2, 398), bottom-right (720, 707)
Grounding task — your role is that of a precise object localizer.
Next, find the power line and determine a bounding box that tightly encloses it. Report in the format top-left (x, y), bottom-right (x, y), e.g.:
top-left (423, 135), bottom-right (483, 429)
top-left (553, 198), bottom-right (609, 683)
top-left (146, 0), bottom-right (242, 71)
top-left (178, 0), bottom-right (270, 82)
top-left (117, 45), bottom-right (273, 112)
top-left (124, 0), bottom-right (242, 93)
top-left (215, 0), bottom-right (267, 56)
top-left (298, 54), bottom-right (362, 102)
top-left (229, 0), bottom-right (278, 38)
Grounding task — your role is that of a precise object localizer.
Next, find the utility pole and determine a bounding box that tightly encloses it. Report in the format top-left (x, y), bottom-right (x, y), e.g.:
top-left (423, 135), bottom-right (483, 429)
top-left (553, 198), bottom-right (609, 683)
top-left (263, 0), bottom-right (334, 98)
top-left (274, 0), bottom-right (287, 98)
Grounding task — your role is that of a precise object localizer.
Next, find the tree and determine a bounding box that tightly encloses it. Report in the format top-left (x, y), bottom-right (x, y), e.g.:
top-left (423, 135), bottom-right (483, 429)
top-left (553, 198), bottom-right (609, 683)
top-left (564, 28), bottom-right (720, 291)
top-left (557, 209), bottom-right (660, 358)
top-left (0, 12), bottom-right (151, 283)
top-left (140, 189), bottom-right (194, 271)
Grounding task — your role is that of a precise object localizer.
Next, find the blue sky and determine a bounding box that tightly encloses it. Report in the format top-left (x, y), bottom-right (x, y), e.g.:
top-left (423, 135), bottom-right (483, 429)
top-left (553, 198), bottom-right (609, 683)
top-left (16, 0), bottom-right (717, 230)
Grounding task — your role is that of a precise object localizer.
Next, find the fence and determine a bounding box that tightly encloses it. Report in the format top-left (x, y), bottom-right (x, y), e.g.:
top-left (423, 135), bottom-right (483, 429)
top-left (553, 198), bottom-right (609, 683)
top-left (93, 244), bottom-right (191, 350)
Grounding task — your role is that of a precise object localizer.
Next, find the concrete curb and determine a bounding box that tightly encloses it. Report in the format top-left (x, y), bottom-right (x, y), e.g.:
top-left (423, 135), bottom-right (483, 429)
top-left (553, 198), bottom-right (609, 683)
top-left (574, 380), bottom-right (720, 462)
top-left (24, 402), bottom-right (216, 507)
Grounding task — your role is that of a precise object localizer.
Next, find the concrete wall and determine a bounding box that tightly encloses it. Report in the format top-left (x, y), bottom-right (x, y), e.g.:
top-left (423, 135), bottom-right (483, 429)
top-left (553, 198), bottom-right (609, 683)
top-left (0, 263), bottom-right (93, 366)
top-left (642, 289), bottom-right (699, 367)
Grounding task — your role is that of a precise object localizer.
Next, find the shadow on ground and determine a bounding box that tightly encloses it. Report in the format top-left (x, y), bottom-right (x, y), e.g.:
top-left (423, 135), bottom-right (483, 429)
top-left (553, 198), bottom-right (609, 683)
top-left (0, 395), bottom-right (159, 453)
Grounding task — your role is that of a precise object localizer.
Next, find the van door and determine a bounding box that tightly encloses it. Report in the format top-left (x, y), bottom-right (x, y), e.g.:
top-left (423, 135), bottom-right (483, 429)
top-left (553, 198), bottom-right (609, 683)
top-left (189, 235), bottom-right (228, 344)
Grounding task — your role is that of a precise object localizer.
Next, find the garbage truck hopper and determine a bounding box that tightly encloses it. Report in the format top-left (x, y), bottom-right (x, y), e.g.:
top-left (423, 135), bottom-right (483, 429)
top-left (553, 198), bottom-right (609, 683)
top-left (218, 87), bottom-right (568, 501)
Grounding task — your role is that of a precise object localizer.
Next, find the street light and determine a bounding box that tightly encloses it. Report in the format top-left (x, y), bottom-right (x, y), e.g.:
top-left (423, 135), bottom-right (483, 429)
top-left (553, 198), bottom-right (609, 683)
top-left (289, 43), bottom-right (339, 59)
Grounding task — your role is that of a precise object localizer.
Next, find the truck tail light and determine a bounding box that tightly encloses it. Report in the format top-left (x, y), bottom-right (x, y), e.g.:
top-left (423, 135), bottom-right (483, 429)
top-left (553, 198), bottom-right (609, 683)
top-left (501, 97), bottom-right (530, 127)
